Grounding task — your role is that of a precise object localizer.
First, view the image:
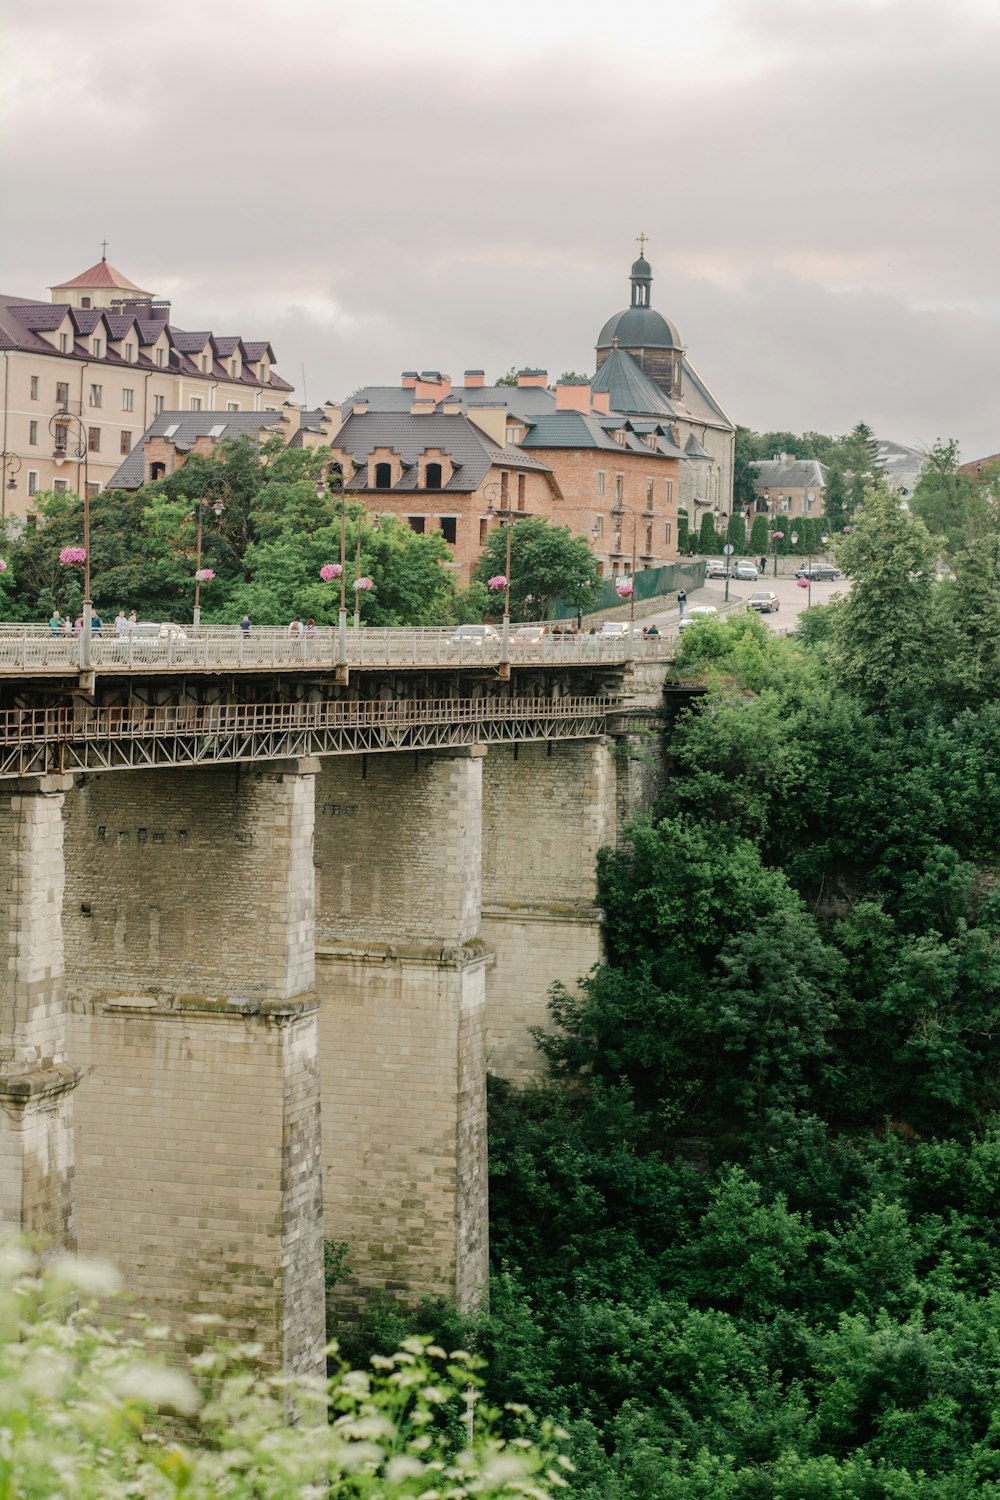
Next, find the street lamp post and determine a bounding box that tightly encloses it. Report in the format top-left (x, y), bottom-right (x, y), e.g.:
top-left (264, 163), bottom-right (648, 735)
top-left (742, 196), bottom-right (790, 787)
top-left (352, 511), bottom-right (382, 628)
top-left (49, 408), bottom-right (93, 669)
top-left (715, 506), bottom-right (731, 604)
top-left (807, 531), bottom-right (830, 608)
top-left (192, 494), bottom-right (226, 627)
top-left (485, 484), bottom-right (514, 662)
top-left (0, 453), bottom-right (21, 518)
top-left (317, 464), bottom-right (348, 666)
top-left (613, 503), bottom-right (639, 623)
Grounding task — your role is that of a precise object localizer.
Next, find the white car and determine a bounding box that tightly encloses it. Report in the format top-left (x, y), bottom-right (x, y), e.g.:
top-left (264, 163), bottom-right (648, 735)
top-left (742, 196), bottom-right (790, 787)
top-left (678, 605), bottom-right (719, 631)
top-left (449, 624), bottom-right (501, 646)
top-left (600, 621), bottom-right (632, 637)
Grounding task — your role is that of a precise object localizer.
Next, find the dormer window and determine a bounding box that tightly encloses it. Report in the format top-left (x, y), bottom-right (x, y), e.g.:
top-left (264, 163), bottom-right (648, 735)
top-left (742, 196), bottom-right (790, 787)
top-left (202, 355), bottom-right (210, 373)
top-left (59, 333), bottom-right (69, 353)
top-left (425, 462), bottom-right (443, 490)
top-left (125, 342), bottom-right (134, 362)
top-left (506, 425), bottom-right (521, 445)
top-left (156, 347), bottom-right (165, 368)
top-left (374, 462), bottom-right (392, 488)
top-left (260, 362), bottom-right (269, 382)
top-left (231, 359), bottom-right (239, 378)
top-left (93, 338), bottom-right (102, 358)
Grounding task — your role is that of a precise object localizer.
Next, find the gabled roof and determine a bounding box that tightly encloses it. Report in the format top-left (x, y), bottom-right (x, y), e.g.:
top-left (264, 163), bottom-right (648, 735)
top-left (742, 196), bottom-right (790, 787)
top-left (752, 458), bottom-right (828, 488)
top-left (592, 347), bottom-right (677, 419)
top-left (6, 302), bottom-right (71, 332)
top-left (50, 259), bottom-right (152, 294)
top-left (684, 433), bottom-right (712, 461)
top-left (242, 341), bottom-right (275, 362)
top-left (170, 329), bottom-right (214, 354)
top-left (519, 411), bottom-right (630, 451)
top-left (332, 411), bottom-right (550, 494)
top-left (345, 383), bottom-right (558, 422)
top-left (108, 410), bottom-right (291, 489)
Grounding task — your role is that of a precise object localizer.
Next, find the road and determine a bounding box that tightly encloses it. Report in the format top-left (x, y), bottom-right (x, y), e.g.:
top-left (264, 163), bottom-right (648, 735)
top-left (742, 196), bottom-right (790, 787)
top-left (639, 567), bottom-right (849, 635)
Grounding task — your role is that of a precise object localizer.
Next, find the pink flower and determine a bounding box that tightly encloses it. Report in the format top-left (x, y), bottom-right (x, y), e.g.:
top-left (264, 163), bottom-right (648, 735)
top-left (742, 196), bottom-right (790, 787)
top-left (320, 563), bottom-right (343, 581)
top-left (0, 559), bottom-right (6, 573)
top-left (615, 579), bottom-right (635, 597)
top-left (59, 546), bottom-right (87, 566)
top-left (487, 574), bottom-right (507, 591)
top-left (354, 576), bottom-right (374, 591)
top-left (769, 531), bottom-right (785, 541)
top-left (194, 568), bottom-right (215, 582)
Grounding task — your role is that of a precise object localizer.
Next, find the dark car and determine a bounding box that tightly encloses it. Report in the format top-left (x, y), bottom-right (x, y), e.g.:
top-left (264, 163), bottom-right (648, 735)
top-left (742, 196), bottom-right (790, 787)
top-left (794, 563), bottom-right (840, 581)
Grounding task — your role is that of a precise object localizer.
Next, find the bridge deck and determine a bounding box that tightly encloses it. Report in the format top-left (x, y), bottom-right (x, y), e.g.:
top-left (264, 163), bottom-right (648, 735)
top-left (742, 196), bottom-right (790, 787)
top-left (0, 624), bottom-right (675, 677)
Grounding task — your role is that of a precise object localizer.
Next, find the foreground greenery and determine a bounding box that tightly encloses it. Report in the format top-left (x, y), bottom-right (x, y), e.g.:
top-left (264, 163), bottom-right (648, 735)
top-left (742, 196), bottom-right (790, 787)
top-left (0, 1245), bottom-right (568, 1498)
top-left (351, 484), bottom-right (1000, 1496)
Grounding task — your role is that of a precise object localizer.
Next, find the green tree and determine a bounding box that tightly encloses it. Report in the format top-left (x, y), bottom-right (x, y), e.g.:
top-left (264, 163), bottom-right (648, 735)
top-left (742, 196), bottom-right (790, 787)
top-left (697, 510), bottom-right (717, 554)
top-left (677, 507), bottom-right (690, 552)
top-left (473, 515), bottom-right (599, 619)
top-left (733, 427), bottom-right (760, 515)
top-left (909, 439), bottom-right (978, 552)
top-left (494, 367), bottom-right (518, 387)
top-left (823, 466), bottom-right (849, 532)
top-left (831, 481), bottom-right (939, 710)
top-left (749, 512), bottom-right (769, 556)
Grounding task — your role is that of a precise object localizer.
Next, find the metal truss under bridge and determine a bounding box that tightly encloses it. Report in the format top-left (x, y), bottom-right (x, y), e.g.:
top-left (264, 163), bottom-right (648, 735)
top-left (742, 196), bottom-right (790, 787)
top-left (0, 695), bottom-right (628, 778)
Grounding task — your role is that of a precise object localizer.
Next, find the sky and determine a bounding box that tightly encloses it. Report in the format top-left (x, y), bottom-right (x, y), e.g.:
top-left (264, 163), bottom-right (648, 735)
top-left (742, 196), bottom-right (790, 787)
top-left (2, 0), bottom-right (998, 457)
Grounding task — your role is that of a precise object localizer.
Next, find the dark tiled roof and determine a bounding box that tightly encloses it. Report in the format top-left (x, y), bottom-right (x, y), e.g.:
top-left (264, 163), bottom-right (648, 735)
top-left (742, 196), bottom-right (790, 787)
top-left (519, 411), bottom-right (628, 451)
top-left (170, 329), bottom-right (213, 353)
top-left (592, 348), bottom-right (676, 419)
top-left (108, 410), bottom-right (290, 489)
top-left (242, 341), bottom-right (275, 361)
top-left (752, 458), bottom-right (827, 487)
top-left (70, 308), bottom-right (105, 335)
top-left (6, 302), bottom-right (70, 331)
top-left (346, 382), bottom-right (558, 422)
top-left (332, 411), bottom-right (550, 495)
top-left (684, 433), bottom-right (712, 461)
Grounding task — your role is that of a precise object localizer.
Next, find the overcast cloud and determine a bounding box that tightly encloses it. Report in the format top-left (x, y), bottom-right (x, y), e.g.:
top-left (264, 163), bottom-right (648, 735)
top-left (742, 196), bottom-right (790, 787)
top-left (2, 0), bottom-right (998, 455)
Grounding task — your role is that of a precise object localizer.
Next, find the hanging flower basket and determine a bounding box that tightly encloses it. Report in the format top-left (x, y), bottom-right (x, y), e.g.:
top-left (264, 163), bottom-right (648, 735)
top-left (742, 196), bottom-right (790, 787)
top-left (59, 547), bottom-right (87, 566)
top-left (769, 531), bottom-right (785, 541)
top-left (487, 574), bottom-right (507, 591)
top-left (194, 568), bottom-right (215, 583)
top-left (354, 576), bottom-right (374, 591)
top-left (615, 578), bottom-right (635, 598)
top-left (320, 563), bottom-right (343, 581)
top-left (796, 577), bottom-right (810, 589)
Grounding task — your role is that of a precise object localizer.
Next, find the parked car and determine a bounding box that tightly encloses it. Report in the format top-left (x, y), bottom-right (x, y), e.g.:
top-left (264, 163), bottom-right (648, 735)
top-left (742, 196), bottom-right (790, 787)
top-left (511, 625), bottom-right (547, 645)
top-left (794, 563), bottom-right (841, 581)
top-left (732, 560), bottom-right (760, 581)
top-left (600, 621), bottom-right (633, 637)
top-left (705, 560), bottom-right (729, 579)
top-left (449, 624), bottom-right (501, 646)
top-left (678, 605), bottom-right (719, 631)
top-left (130, 622), bottom-right (188, 639)
top-left (746, 591), bottom-right (780, 614)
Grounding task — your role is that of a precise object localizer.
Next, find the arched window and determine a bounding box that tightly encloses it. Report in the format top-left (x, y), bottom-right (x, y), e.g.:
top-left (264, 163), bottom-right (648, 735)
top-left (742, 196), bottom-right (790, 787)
top-left (425, 462), bottom-right (442, 490)
top-left (374, 462), bottom-right (392, 488)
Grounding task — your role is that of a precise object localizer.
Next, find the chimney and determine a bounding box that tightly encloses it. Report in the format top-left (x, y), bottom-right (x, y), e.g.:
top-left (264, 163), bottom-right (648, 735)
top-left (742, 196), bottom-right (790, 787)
top-left (517, 368), bottom-right (548, 388)
top-left (466, 404), bottom-right (508, 446)
top-left (464, 369), bottom-right (485, 388)
top-left (280, 401), bottom-right (302, 438)
top-left (353, 399), bottom-right (369, 416)
top-left (410, 398), bottom-right (436, 415)
top-left (556, 379), bottom-right (591, 413)
top-left (307, 402), bottom-right (343, 445)
top-left (401, 371), bottom-right (419, 389)
top-left (442, 396), bottom-right (463, 415)
top-left (592, 391), bottom-right (611, 415)
top-left (415, 371), bottom-right (451, 402)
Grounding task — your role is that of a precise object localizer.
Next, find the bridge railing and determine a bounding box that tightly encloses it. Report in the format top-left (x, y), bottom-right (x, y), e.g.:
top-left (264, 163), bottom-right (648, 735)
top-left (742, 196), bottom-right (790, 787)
top-left (0, 624), bottom-right (678, 673)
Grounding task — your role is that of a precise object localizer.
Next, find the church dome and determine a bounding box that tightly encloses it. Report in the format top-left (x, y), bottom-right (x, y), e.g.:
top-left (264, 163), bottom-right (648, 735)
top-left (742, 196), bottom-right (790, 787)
top-left (597, 304), bottom-right (681, 351)
top-left (596, 247), bottom-right (682, 351)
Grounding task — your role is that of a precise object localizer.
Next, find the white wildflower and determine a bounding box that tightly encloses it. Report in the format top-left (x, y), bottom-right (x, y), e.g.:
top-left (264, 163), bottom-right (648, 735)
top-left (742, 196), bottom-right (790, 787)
top-left (46, 1254), bottom-right (121, 1296)
top-left (113, 1361), bottom-right (200, 1413)
top-left (385, 1454), bottom-right (427, 1483)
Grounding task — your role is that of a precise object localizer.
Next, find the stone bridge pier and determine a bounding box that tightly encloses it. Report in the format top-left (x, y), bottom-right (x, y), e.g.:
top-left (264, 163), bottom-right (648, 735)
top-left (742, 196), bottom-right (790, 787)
top-left (61, 760), bottom-right (326, 1376)
top-left (314, 748), bottom-right (489, 1323)
top-left (0, 774), bottom-right (80, 1247)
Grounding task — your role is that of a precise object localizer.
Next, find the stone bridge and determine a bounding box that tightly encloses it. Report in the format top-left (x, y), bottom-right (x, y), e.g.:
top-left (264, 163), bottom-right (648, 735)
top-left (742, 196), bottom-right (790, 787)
top-left (0, 626), bottom-right (674, 1376)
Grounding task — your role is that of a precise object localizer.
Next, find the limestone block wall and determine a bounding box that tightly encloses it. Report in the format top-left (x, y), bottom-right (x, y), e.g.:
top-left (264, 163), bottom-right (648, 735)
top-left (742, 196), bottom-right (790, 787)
top-left (314, 751), bottom-right (482, 946)
top-left (314, 750), bottom-right (488, 1321)
top-left (69, 999), bottom-right (324, 1374)
top-left (62, 760), bottom-right (325, 1376)
top-left (317, 947), bottom-right (488, 1321)
top-left (0, 776), bottom-right (79, 1246)
top-left (62, 763), bottom-right (316, 1002)
top-left (481, 741), bottom-right (617, 1083)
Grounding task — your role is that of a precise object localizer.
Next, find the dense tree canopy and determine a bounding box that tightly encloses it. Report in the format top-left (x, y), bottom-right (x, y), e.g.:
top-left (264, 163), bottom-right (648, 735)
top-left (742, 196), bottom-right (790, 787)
top-left (473, 515), bottom-right (600, 619)
top-left (350, 504), bottom-right (1000, 1496)
top-left (0, 439), bottom-right (476, 627)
